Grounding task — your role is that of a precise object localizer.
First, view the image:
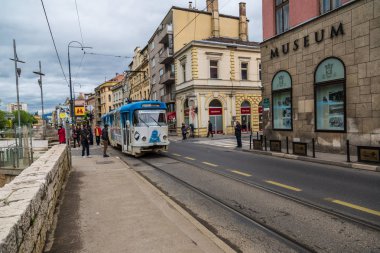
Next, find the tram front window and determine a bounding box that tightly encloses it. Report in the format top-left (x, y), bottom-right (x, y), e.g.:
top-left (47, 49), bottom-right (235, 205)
top-left (133, 110), bottom-right (167, 127)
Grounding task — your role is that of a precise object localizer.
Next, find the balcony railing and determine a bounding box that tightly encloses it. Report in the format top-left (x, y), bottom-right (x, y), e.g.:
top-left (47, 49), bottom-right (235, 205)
top-left (158, 24), bottom-right (173, 44)
top-left (159, 47), bottom-right (173, 64)
top-left (159, 70), bottom-right (175, 85)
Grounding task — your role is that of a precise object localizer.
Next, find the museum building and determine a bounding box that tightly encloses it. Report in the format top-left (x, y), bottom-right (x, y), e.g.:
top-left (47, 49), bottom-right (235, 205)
top-left (260, 0), bottom-right (380, 152)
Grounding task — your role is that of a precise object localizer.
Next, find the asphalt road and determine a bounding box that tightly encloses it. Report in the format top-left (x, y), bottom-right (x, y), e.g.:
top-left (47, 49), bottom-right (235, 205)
top-left (165, 138), bottom-right (380, 227)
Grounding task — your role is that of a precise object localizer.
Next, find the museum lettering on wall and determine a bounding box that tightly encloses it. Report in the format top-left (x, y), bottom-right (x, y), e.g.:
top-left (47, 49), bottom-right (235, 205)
top-left (270, 23), bottom-right (344, 59)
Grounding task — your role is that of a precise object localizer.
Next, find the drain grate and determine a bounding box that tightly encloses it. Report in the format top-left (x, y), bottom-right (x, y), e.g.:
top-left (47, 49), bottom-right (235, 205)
top-left (96, 161), bottom-right (115, 164)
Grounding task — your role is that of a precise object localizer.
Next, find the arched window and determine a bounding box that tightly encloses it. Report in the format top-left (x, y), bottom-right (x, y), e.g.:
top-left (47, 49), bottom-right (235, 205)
top-left (209, 99), bottom-right (222, 107)
top-left (272, 71), bottom-right (292, 130)
top-left (314, 57), bottom-right (345, 132)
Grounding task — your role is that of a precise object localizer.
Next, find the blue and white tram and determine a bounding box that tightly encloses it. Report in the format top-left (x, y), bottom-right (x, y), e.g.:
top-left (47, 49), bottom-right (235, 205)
top-left (102, 101), bottom-right (169, 156)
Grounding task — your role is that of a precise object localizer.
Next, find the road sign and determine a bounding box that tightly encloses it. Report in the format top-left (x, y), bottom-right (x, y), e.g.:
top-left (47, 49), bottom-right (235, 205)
top-left (59, 112), bottom-right (67, 119)
top-left (263, 98), bottom-right (270, 111)
top-left (75, 107), bottom-right (85, 116)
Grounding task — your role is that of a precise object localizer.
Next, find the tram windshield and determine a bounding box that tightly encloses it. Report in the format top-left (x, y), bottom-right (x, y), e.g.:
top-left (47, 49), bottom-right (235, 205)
top-left (133, 110), bottom-right (167, 127)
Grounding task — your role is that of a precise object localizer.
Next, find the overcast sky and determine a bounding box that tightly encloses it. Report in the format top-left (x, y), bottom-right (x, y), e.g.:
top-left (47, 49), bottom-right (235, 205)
top-left (0, 0), bottom-right (262, 114)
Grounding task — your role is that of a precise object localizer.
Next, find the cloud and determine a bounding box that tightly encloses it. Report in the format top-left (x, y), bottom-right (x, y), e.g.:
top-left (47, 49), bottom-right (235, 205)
top-left (0, 0), bottom-right (262, 113)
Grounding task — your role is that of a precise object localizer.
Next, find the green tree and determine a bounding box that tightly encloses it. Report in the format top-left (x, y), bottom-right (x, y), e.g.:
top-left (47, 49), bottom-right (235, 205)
top-left (11, 110), bottom-right (37, 126)
top-left (0, 110), bottom-right (7, 129)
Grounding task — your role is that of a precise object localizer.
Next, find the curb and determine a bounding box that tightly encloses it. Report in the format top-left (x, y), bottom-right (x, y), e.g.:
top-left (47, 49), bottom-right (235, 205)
top-left (242, 149), bottom-right (380, 172)
top-left (117, 157), bottom-right (237, 253)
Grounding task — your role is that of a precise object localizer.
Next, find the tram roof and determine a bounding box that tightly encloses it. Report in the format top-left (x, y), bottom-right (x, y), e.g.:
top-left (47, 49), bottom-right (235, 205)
top-left (119, 100), bottom-right (166, 113)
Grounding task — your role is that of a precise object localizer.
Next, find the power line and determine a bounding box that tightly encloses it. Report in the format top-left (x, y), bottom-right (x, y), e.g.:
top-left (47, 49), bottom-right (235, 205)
top-left (40, 0), bottom-right (69, 85)
top-left (74, 0), bottom-right (85, 45)
top-left (84, 51), bottom-right (133, 58)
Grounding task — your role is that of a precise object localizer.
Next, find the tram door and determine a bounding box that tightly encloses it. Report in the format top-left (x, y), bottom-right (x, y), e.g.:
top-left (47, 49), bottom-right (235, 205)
top-left (123, 112), bottom-right (130, 152)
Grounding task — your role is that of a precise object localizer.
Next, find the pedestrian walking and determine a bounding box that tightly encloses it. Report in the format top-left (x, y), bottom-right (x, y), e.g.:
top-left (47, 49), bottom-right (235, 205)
top-left (74, 126), bottom-right (81, 148)
top-left (94, 124), bottom-right (102, 145)
top-left (207, 120), bottom-right (213, 138)
top-left (181, 123), bottom-right (187, 140)
top-left (72, 126), bottom-right (77, 148)
top-left (102, 124), bottom-right (110, 157)
top-left (58, 125), bottom-right (66, 144)
top-left (88, 125), bottom-right (94, 145)
top-left (189, 123), bottom-right (195, 138)
top-left (80, 124), bottom-right (90, 157)
top-left (235, 121), bottom-right (242, 148)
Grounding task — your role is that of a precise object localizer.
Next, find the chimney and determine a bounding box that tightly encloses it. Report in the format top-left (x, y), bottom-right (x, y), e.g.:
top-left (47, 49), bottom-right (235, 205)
top-left (239, 2), bottom-right (248, 41)
top-left (206, 0), bottom-right (212, 12)
top-left (189, 1), bottom-right (192, 8)
top-left (209, 0), bottom-right (220, 37)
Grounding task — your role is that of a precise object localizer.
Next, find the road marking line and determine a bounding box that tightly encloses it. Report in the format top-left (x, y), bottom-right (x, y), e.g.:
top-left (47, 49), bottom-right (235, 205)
top-left (172, 153), bottom-right (182, 157)
top-left (202, 162), bottom-right (218, 167)
top-left (265, 180), bottom-right (302, 192)
top-left (326, 199), bottom-right (380, 217)
top-left (231, 170), bottom-right (252, 177)
top-left (185, 156), bottom-right (195, 160)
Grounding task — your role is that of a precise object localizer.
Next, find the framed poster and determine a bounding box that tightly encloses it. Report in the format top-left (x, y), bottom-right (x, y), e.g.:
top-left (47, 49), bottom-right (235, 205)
top-left (272, 71), bottom-right (292, 131)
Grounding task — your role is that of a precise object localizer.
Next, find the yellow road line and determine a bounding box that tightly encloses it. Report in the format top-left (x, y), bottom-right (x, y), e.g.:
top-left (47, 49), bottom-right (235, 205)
top-left (172, 153), bottom-right (182, 157)
top-left (231, 170), bottom-right (252, 177)
top-left (265, 180), bottom-right (302, 192)
top-left (202, 162), bottom-right (218, 167)
top-left (326, 199), bottom-right (380, 217)
top-left (185, 156), bottom-right (195, 160)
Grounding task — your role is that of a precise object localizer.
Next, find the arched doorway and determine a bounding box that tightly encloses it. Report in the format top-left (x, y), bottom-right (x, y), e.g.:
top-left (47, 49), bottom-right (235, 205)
top-left (209, 99), bottom-right (223, 134)
top-left (184, 99), bottom-right (189, 126)
top-left (240, 100), bottom-right (251, 132)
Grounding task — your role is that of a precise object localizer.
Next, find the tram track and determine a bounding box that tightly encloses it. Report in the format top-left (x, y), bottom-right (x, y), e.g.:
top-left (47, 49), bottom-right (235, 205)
top-left (160, 152), bottom-right (380, 233)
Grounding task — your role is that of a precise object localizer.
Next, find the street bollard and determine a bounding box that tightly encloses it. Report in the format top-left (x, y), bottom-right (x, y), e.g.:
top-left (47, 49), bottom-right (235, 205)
top-left (257, 132), bottom-right (259, 140)
top-left (286, 137), bottom-right (289, 154)
top-left (346, 140), bottom-right (351, 162)
top-left (264, 136), bottom-right (267, 151)
top-left (312, 138), bottom-right (316, 158)
top-left (250, 134), bottom-right (252, 150)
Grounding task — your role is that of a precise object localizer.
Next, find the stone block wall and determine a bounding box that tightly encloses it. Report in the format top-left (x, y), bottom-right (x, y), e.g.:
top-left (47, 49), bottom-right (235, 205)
top-left (260, 0), bottom-right (380, 152)
top-left (0, 145), bottom-right (70, 253)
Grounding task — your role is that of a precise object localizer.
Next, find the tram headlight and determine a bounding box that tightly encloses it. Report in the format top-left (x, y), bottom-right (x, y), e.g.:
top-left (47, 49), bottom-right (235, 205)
top-left (163, 135), bottom-right (167, 141)
top-left (142, 136), bottom-right (147, 142)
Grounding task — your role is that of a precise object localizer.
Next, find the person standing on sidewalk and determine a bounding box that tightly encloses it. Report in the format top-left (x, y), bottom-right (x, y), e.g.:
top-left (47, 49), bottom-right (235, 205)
top-left (74, 125), bottom-right (81, 148)
top-left (80, 124), bottom-right (90, 157)
top-left (88, 125), bottom-right (94, 145)
top-left (207, 120), bottom-right (213, 138)
top-left (58, 125), bottom-right (66, 144)
top-left (102, 124), bottom-right (110, 157)
top-left (94, 124), bottom-right (102, 145)
top-left (181, 123), bottom-right (187, 140)
top-left (235, 121), bottom-right (242, 148)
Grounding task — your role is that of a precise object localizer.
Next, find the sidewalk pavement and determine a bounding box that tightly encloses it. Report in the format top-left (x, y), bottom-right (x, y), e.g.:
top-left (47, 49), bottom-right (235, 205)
top-left (46, 145), bottom-right (234, 253)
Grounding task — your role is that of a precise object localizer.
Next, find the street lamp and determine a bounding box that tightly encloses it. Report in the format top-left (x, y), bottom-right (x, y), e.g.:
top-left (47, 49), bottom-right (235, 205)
top-left (33, 61), bottom-right (45, 139)
top-left (68, 41), bottom-right (92, 125)
top-left (10, 39), bottom-right (25, 149)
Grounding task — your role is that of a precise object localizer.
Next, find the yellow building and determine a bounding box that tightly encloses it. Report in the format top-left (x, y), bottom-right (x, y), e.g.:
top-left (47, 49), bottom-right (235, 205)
top-left (127, 46), bottom-right (150, 101)
top-left (174, 38), bottom-right (262, 136)
top-left (94, 74), bottom-right (124, 122)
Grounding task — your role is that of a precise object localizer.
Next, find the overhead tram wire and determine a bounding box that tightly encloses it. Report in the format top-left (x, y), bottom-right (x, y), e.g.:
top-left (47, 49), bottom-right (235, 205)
top-left (40, 0), bottom-right (69, 86)
top-left (84, 51), bottom-right (133, 59)
top-left (74, 0), bottom-right (85, 45)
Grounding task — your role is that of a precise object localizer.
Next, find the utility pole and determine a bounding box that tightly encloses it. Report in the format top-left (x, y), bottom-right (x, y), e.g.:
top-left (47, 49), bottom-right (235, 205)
top-left (33, 61), bottom-right (46, 139)
top-left (10, 39), bottom-right (25, 149)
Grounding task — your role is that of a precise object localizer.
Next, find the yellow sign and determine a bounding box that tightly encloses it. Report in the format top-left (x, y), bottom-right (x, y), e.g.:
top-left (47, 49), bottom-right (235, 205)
top-left (75, 107), bottom-right (85, 116)
top-left (59, 112), bottom-right (67, 119)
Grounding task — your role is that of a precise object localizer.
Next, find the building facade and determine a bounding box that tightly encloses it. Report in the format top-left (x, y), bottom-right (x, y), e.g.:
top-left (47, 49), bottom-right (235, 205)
top-left (148, 0), bottom-right (248, 133)
top-left (175, 38), bottom-right (262, 136)
top-left (261, 0), bottom-right (380, 152)
top-left (94, 74), bottom-right (124, 123)
top-left (127, 47), bottom-right (150, 101)
top-left (111, 83), bottom-right (124, 109)
top-left (7, 103), bottom-right (28, 112)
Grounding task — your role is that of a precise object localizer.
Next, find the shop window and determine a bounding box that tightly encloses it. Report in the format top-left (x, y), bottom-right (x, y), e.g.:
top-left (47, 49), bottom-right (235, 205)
top-left (320, 0), bottom-right (342, 14)
top-left (209, 99), bottom-right (223, 134)
top-left (184, 99), bottom-right (189, 126)
top-left (241, 62), bottom-right (248, 80)
top-left (275, 0), bottom-right (289, 35)
top-left (272, 71), bottom-right (292, 130)
top-left (240, 101), bottom-right (251, 132)
top-left (210, 60), bottom-right (218, 79)
top-left (314, 57), bottom-right (345, 132)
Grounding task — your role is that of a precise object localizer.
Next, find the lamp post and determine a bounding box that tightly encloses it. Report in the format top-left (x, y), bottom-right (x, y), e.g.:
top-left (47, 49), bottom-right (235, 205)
top-left (10, 39), bottom-right (25, 149)
top-left (68, 41), bottom-right (92, 125)
top-left (33, 61), bottom-right (45, 139)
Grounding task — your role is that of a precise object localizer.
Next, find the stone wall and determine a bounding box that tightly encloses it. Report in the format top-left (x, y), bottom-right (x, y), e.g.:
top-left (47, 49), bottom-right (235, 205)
top-left (0, 145), bottom-right (71, 253)
top-left (260, 0), bottom-right (380, 152)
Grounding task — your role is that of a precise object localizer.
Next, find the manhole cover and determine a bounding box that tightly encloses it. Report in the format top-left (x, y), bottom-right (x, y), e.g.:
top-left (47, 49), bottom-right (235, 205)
top-left (96, 161), bottom-right (114, 164)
